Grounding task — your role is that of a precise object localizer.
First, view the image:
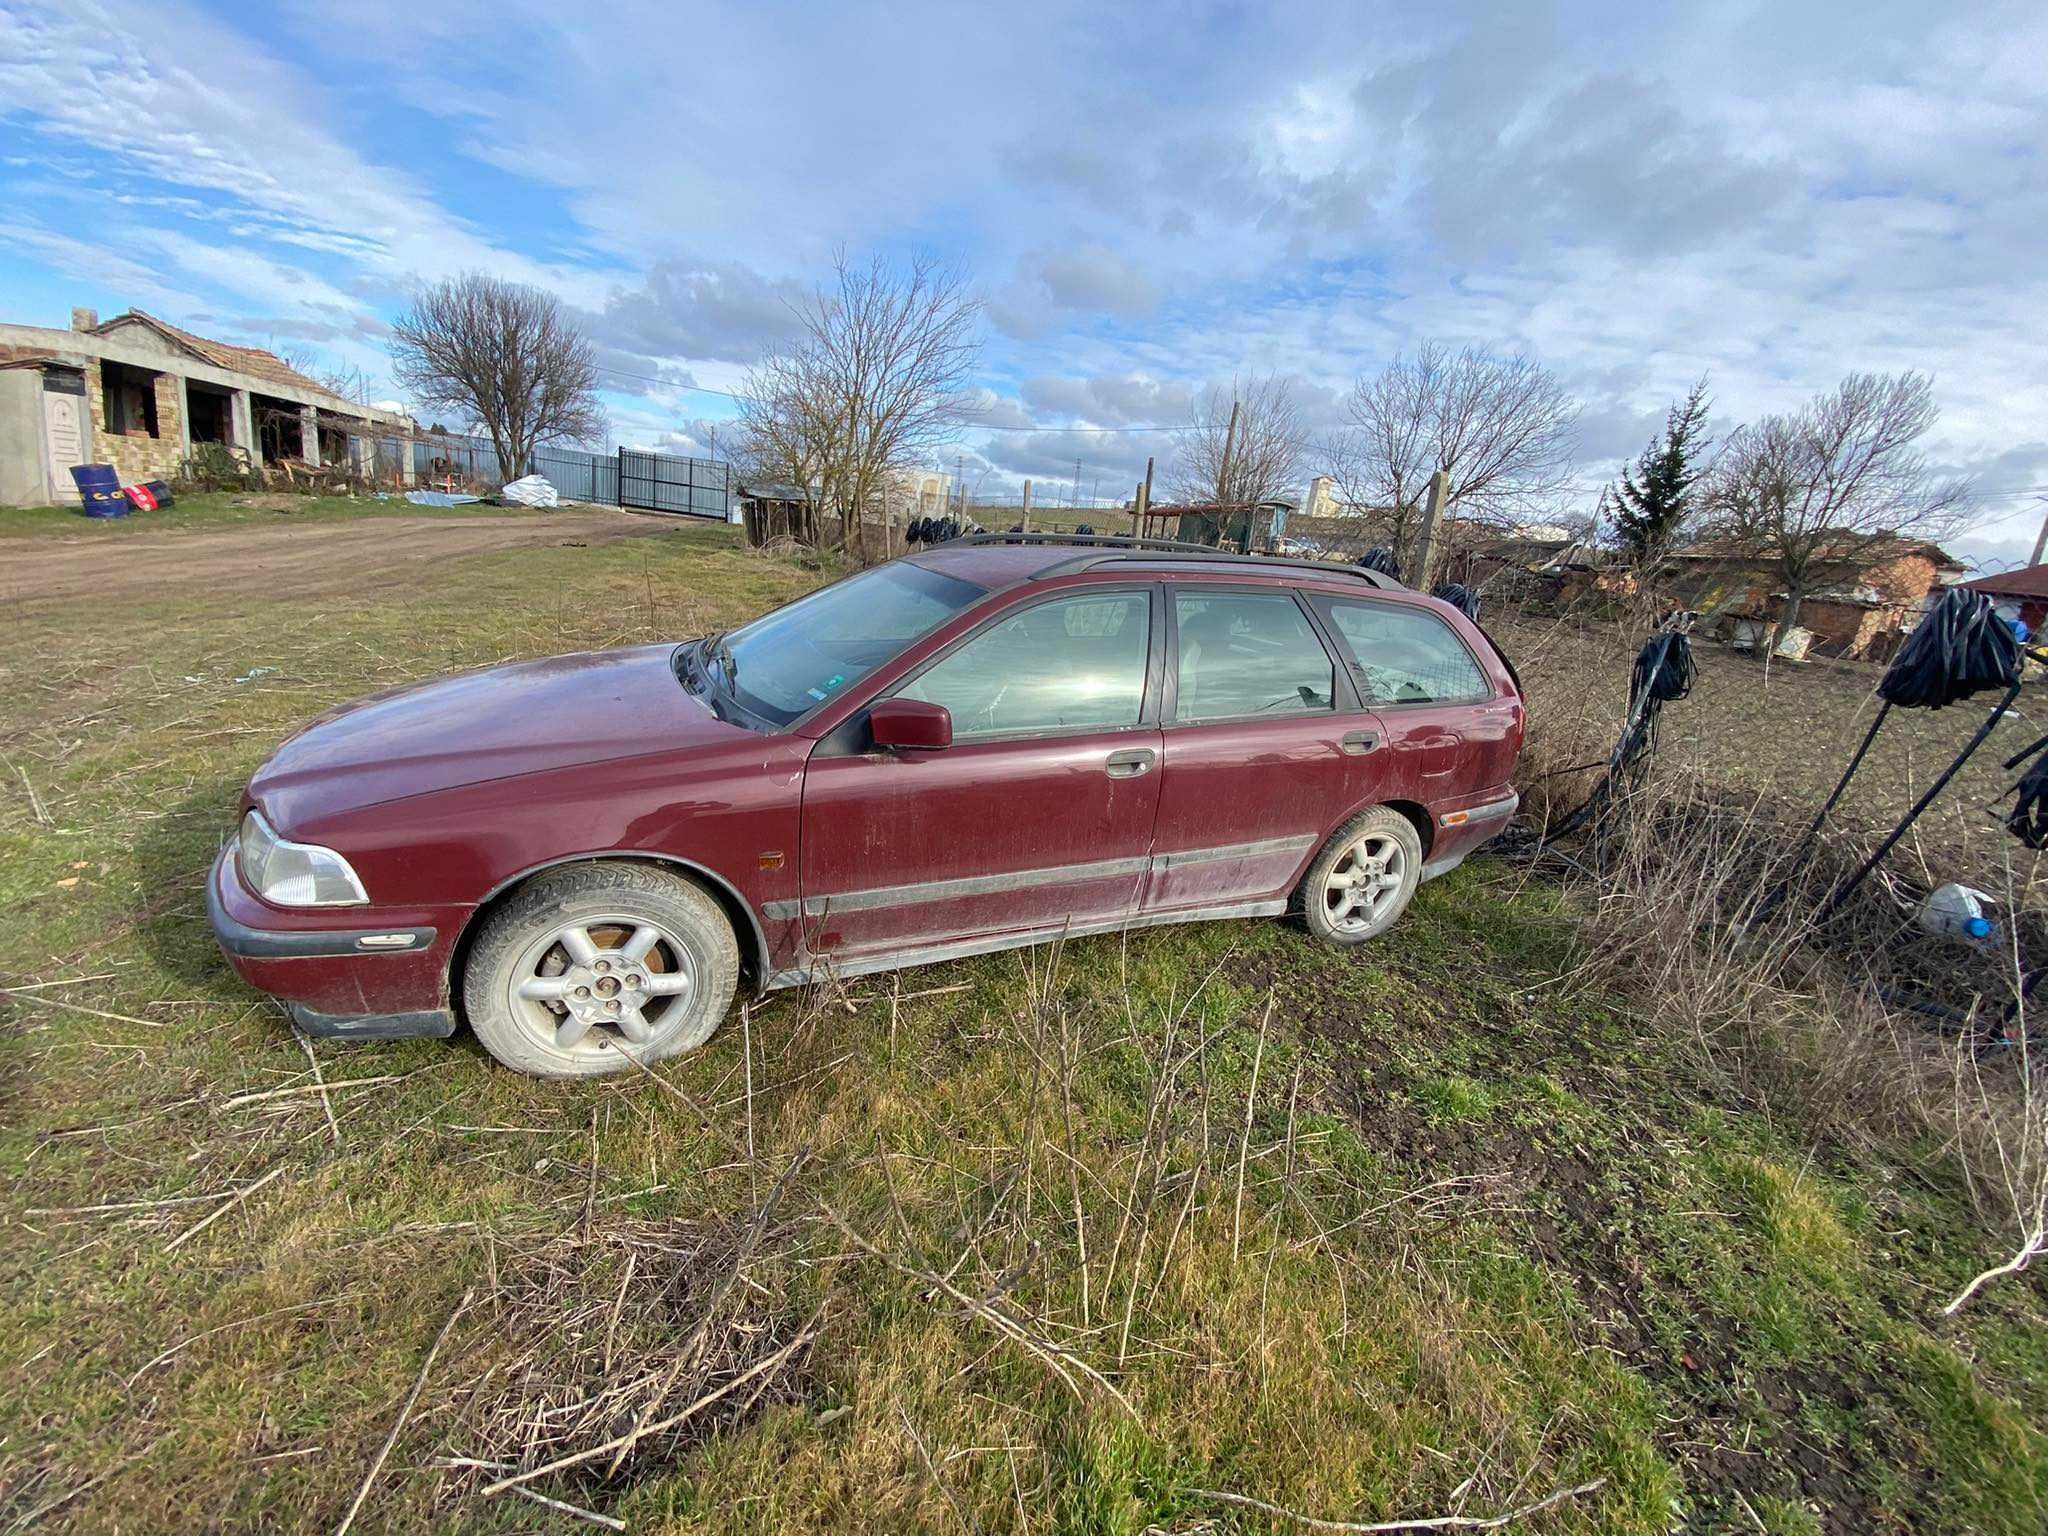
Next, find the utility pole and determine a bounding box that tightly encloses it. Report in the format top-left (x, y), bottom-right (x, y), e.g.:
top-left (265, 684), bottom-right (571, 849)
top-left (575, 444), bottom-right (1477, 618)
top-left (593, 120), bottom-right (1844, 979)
top-left (1410, 468), bottom-right (1451, 591)
top-left (2029, 494), bottom-right (2048, 568)
top-left (1071, 458), bottom-right (1082, 510)
top-left (1020, 478), bottom-right (1033, 532)
top-left (1136, 455), bottom-right (1154, 539)
top-left (1216, 398), bottom-right (1241, 505)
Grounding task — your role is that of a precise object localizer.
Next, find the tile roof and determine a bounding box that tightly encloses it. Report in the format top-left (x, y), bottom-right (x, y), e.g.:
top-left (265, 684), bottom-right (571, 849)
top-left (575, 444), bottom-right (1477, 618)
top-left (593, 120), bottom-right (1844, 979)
top-left (1964, 564), bottom-right (2048, 600)
top-left (94, 311), bottom-right (327, 395)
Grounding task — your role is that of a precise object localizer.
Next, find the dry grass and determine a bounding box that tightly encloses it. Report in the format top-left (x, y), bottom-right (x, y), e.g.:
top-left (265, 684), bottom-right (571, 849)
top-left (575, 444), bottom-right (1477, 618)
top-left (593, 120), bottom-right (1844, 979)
top-left (1511, 752), bottom-right (2048, 1313)
top-left (5, 516), bottom-right (2047, 1533)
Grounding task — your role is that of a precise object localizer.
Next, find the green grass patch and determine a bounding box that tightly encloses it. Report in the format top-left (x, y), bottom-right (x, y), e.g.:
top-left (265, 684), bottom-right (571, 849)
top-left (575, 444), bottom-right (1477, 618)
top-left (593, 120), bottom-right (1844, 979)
top-left (1, 526), bottom-right (2043, 1532)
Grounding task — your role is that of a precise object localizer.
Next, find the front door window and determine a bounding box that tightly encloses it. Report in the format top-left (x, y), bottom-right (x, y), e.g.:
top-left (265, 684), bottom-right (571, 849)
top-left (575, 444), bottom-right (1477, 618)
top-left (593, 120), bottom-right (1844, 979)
top-left (897, 590), bottom-right (1150, 737)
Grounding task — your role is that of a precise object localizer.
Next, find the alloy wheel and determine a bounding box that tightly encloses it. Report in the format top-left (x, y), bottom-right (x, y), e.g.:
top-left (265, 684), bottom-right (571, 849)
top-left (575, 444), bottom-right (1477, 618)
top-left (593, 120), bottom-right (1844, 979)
top-left (505, 912), bottom-right (696, 1056)
top-left (1321, 832), bottom-right (1407, 935)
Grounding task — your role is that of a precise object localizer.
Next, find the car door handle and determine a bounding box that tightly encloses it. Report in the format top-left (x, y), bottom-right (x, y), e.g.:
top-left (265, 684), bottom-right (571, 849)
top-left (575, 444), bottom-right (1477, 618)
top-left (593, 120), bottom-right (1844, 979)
top-left (1340, 730), bottom-right (1380, 756)
top-left (1104, 747), bottom-right (1156, 778)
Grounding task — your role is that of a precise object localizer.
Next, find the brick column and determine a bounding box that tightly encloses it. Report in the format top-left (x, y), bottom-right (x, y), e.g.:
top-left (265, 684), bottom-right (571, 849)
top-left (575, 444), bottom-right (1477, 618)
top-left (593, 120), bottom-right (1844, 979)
top-left (300, 405), bottom-right (320, 467)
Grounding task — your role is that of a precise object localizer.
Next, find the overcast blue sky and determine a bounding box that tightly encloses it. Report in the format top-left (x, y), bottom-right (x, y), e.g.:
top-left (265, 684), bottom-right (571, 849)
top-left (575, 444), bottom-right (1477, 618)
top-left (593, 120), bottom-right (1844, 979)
top-left (2, 0), bottom-right (2044, 563)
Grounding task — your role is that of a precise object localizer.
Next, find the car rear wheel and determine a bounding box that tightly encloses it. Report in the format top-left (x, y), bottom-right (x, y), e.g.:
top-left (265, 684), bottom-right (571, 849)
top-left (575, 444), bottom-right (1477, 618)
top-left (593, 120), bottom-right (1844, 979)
top-left (1298, 806), bottom-right (1423, 947)
top-left (463, 863), bottom-right (739, 1078)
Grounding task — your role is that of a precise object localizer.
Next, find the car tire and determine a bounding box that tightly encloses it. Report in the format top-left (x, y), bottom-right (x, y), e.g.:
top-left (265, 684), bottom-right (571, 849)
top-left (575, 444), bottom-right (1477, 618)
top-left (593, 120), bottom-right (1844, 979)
top-left (1297, 805), bottom-right (1424, 947)
top-left (463, 862), bottom-right (739, 1079)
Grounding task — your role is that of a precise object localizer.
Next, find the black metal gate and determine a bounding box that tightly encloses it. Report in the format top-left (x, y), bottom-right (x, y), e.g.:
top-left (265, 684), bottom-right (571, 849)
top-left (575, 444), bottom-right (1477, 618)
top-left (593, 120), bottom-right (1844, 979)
top-left (617, 448), bottom-right (730, 519)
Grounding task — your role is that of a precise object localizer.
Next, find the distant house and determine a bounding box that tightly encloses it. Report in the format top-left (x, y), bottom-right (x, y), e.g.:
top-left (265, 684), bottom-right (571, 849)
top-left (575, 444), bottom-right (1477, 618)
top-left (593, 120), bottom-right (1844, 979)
top-left (1963, 564), bottom-right (2048, 636)
top-left (0, 306), bottom-right (409, 506)
top-left (1656, 534), bottom-right (1965, 659)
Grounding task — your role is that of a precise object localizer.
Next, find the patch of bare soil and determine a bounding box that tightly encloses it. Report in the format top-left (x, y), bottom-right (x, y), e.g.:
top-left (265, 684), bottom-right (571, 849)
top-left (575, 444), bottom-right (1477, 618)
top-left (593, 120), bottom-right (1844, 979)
top-left (0, 508), bottom-right (672, 613)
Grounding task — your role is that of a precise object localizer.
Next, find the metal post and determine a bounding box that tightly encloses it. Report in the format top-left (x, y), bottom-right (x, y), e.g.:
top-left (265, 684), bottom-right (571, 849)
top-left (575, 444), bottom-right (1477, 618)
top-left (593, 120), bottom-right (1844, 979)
top-left (1818, 680), bottom-right (2024, 922)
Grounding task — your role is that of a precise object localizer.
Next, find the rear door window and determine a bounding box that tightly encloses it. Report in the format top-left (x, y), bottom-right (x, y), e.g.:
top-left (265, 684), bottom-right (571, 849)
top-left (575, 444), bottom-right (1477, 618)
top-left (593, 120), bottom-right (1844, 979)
top-left (1172, 590), bottom-right (1335, 722)
top-left (896, 590), bottom-right (1151, 738)
top-left (1318, 599), bottom-right (1491, 706)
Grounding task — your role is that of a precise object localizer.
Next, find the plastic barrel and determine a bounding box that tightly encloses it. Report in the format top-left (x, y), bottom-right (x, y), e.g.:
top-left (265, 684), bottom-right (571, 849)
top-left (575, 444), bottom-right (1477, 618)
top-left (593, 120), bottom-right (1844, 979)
top-left (69, 464), bottom-right (130, 518)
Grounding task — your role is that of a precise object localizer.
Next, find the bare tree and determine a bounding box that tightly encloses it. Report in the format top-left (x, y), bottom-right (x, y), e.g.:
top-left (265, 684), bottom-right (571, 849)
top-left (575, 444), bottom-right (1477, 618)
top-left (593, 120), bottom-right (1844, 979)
top-left (738, 252), bottom-right (980, 557)
top-left (1169, 376), bottom-right (1308, 507)
top-left (276, 343), bottom-right (371, 405)
top-left (1706, 372), bottom-right (1967, 635)
top-left (390, 273), bottom-right (605, 481)
top-left (1326, 343), bottom-right (1579, 550)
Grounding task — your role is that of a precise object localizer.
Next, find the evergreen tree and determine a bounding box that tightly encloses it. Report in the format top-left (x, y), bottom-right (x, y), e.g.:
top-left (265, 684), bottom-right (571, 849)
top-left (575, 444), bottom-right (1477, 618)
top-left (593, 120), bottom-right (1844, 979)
top-left (1607, 379), bottom-right (1712, 563)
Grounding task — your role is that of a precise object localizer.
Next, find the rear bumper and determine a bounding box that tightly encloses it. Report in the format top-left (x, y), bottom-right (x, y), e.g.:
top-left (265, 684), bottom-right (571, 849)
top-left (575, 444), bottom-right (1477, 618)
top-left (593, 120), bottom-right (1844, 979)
top-left (207, 846), bottom-right (462, 1040)
top-left (1421, 789), bottom-right (1519, 881)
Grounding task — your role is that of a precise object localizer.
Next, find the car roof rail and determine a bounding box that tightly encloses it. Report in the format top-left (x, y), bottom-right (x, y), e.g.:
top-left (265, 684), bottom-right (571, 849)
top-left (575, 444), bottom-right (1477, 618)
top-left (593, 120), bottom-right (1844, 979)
top-left (1036, 548), bottom-right (1407, 592)
top-left (947, 531), bottom-right (1216, 554)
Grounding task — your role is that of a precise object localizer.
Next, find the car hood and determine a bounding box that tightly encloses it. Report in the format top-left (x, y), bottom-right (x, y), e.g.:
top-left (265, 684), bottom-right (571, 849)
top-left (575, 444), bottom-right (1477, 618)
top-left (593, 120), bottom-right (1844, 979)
top-left (252, 642), bottom-right (750, 830)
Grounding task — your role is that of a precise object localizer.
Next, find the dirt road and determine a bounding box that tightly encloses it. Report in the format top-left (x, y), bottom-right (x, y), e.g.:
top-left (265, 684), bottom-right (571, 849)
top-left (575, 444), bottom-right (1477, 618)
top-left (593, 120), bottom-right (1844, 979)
top-left (2, 507), bottom-right (678, 613)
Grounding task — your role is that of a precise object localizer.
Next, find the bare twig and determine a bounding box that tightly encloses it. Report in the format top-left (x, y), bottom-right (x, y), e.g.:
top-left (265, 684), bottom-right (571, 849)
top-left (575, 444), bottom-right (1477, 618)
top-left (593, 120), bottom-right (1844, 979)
top-left (295, 1028), bottom-right (342, 1148)
top-left (1188, 1475), bottom-right (1607, 1532)
top-left (334, 1287), bottom-right (473, 1536)
top-left (0, 989), bottom-right (165, 1030)
top-left (480, 1319), bottom-right (819, 1496)
top-left (127, 1294), bottom-right (359, 1387)
top-left (164, 1164), bottom-right (287, 1253)
top-left (1233, 996), bottom-right (1273, 1263)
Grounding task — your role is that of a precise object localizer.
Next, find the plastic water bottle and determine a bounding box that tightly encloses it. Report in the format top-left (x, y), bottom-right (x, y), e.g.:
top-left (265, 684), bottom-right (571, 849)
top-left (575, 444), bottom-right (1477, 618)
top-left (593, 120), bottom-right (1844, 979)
top-left (1917, 883), bottom-right (1996, 942)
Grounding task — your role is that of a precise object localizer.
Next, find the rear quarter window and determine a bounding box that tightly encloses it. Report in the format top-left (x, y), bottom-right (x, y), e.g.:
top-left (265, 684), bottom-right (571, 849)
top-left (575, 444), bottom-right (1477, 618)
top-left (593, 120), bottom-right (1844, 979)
top-left (1316, 598), bottom-right (1492, 707)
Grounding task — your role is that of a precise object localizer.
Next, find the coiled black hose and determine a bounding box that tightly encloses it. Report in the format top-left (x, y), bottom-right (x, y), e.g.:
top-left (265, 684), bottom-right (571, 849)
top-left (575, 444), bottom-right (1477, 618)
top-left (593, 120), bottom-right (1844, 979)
top-left (2009, 754), bottom-right (2048, 850)
top-left (1806, 590), bottom-right (2027, 920)
top-left (1877, 587), bottom-right (2020, 709)
top-left (1432, 582), bottom-right (1480, 620)
top-left (1537, 629), bottom-right (1695, 841)
top-left (1355, 546), bottom-right (1402, 580)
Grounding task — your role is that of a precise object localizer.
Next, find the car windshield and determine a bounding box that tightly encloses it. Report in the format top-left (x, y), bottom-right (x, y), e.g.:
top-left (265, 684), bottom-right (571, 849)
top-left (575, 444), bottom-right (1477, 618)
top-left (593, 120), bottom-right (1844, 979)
top-left (713, 562), bottom-right (985, 726)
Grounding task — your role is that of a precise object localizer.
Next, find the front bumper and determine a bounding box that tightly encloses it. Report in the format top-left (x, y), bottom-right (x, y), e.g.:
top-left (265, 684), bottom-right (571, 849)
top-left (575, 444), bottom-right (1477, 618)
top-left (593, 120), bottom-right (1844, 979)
top-left (207, 846), bottom-right (460, 1039)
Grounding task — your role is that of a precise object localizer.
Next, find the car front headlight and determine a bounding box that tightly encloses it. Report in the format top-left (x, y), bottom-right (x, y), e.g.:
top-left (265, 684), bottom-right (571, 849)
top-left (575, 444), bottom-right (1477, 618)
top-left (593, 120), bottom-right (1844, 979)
top-left (237, 810), bottom-right (369, 906)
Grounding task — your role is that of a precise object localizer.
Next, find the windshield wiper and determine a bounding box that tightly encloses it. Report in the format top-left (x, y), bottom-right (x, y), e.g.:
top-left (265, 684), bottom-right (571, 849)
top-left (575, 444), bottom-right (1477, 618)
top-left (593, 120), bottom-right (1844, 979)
top-left (707, 631), bottom-right (739, 692)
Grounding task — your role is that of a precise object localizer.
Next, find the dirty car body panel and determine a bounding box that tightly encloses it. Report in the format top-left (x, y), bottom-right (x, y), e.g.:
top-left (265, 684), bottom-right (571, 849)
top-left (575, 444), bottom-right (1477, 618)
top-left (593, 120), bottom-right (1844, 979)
top-left (210, 538), bottom-right (1523, 1048)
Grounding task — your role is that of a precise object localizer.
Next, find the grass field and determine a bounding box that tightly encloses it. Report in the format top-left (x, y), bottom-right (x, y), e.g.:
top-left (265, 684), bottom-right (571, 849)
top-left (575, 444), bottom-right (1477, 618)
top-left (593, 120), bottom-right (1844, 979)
top-left (2, 503), bottom-right (2045, 1533)
top-left (0, 489), bottom-right (524, 538)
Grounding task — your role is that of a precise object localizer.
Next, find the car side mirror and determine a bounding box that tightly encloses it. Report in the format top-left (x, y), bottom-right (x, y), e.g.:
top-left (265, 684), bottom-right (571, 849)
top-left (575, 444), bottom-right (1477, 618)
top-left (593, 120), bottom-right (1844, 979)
top-left (869, 696), bottom-right (953, 750)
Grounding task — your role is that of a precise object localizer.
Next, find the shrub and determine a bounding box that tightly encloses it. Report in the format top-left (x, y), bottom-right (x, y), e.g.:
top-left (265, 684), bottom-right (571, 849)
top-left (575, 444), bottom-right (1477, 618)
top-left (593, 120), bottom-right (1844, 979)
top-left (175, 442), bottom-right (261, 493)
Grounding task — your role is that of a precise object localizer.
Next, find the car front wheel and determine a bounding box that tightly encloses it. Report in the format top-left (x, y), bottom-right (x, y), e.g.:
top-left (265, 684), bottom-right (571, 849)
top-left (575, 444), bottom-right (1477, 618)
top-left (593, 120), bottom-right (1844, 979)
top-left (463, 863), bottom-right (739, 1078)
top-left (1298, 806), bottom-right (1423, 947)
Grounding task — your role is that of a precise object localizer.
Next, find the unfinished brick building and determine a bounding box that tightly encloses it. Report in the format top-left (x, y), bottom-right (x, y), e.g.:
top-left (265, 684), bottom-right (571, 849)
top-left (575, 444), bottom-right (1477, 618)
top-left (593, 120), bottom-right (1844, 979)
top-left (0, 307), bottom-right (409, 506)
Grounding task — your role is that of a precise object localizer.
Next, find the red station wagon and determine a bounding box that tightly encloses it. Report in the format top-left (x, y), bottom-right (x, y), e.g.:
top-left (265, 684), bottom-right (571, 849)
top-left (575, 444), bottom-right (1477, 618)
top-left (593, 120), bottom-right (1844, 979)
top-left (210, 536), bottom-right (1524, 1077)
